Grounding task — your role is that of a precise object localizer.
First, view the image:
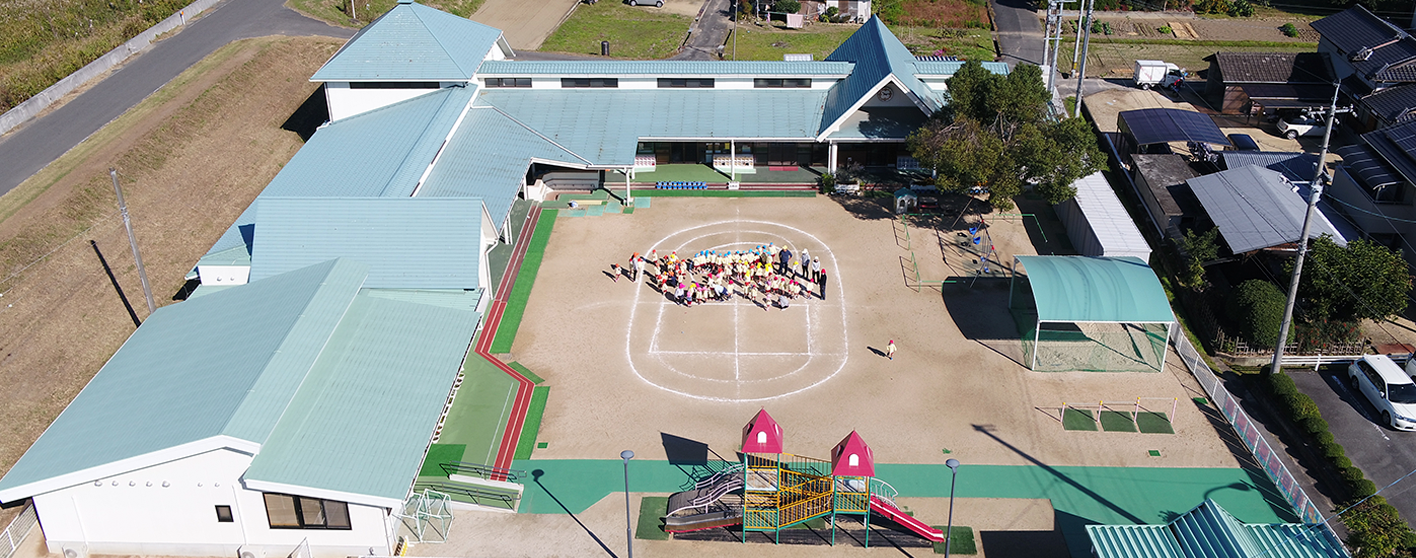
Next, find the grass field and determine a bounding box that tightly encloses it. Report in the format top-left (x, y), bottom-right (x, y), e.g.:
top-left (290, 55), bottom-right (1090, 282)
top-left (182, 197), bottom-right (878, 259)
top-left (0, 0), bottom-right (191, 112)
top-left (729, 23), bottom-right (994, 61)
top-left (287, 0), bottom-right (485, 28)
top-left (538, 1), bottom-right (690, 59)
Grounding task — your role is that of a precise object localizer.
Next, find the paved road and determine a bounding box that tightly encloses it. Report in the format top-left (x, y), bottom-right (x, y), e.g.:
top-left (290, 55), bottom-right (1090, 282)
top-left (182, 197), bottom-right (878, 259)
top-left (675, 0), bottom-right (732, 60)
top-left (1293, 369), bottom-right (1416, 525)
top-left (992, 0), bottom-right (1044, 67)
top-left (0, 0), bottom-right (352, 198)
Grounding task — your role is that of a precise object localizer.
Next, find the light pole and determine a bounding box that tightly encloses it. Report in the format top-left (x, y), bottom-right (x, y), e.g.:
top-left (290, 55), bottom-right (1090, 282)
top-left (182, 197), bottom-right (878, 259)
top-left (621, 450), bottom-right (635, 558)
top-left (944, 458), bottom-right (961, 558)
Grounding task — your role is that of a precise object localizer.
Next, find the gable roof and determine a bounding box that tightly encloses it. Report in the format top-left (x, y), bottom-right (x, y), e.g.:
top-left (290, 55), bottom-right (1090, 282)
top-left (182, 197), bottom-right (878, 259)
top-left (819, 16), bottom-right (939, 136)
top-left (741, 409), bottom-right (784, 454)
top-left (913, 60), bottom-right (1011, 76)
top-left (1361, 83), bottom-right (1416, 123)
top-left (1210, 52), bottom-right (1332, 84)
top-left (830, 431), bottom-right (875, 477)
top-left (0, 260), bottom-right (368, 502)
top-left (250, 197), bottom-right (484, 289)
top-left (243, 291), bottom-right (479, 507)
top-left (1088, 499), bottom-right (1347, 558)
top-left (311, 0), bottom-right (506, 81)
top-left (1359, 118), bottom-right (1416, 185)
top-left (1311, 6), bottom-right (1416, 83)
top-left (1219, 152), bottom-right (1320, 183)
top-left (1186, 165), bottom-right (1346, 254)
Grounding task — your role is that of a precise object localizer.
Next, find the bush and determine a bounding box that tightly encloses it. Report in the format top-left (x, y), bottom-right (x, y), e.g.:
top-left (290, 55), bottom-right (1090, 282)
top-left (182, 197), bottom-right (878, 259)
top-left (1344, 499), bottom-right (1415, 557)
top-left (1323, 439), bottom-right (1345, 460)
top-left (1314, 430), bottom-right (1335, 446)
top-left (1333, 455), bottom-right (1352, 469)
top-left (1341, 466), bottom-right (1368, 485)
top-left (1227, 0), bottom-right (1254, 16)
top-left (819, 173), bottom-right (836, 195)
top-left (1228, 280), bottom-right (1293, 348)
top-left (1301, 415), bottom-right (1328, 435)
top-left (1159, 25), bottom-right (1173, 34)
top-left (1280, 22), bottom-right (1299, 37)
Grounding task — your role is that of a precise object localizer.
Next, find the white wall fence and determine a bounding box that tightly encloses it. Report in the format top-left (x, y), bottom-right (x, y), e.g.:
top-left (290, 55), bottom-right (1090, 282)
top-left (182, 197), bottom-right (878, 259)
top-left (1173, 331), bottom-right (1343, 543)
top-left (0, 504), bottom-right (37, 558)
top-left (0, 0), bottom-right (224, 137)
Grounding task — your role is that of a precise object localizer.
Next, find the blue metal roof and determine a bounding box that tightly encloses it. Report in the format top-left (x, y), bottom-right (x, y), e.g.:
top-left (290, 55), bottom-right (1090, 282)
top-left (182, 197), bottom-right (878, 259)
top-left (311, 1), bottom-right (504, 81)
top-left (820, 16), bottom-right (941, 135)
top-left (477, 60), bottom-right (854, 76)
top-left (204, 86), bottom-right (474, 260)
top-left (1087, 525), bottom-right (1187, 558)
top-left (914, 60), bottom-right (1011, 76)
top-left (417, 106), bottom-right (587, 227)
top-left (0, 260), bottom-right (367, 501)
top-left (244, 290), bottom-right (479, 505)
top-left (478, 89), bottom-right (827, 165)
top-left (1087, 500), bottom-right (1348, 558)
top-left (250, 197), bottom-right (484, 289)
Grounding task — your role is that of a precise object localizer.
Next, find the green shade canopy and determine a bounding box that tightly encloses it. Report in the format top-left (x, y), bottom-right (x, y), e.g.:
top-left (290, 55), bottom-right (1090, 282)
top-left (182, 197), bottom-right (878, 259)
top-left (1014, 256), bottom-right (1174, 323)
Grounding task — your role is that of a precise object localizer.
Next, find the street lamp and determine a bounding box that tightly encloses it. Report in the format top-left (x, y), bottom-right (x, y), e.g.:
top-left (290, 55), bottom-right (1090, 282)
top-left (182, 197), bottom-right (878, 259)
top-left (621, 450), bottom-right (635, 558)
top-left (944, 458), bottom-right (961, 558)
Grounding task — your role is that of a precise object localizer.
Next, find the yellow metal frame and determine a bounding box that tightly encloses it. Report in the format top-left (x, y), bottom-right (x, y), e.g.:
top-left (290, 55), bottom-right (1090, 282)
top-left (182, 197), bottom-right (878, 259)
top-left (740, 453), bottom-right (877, 546)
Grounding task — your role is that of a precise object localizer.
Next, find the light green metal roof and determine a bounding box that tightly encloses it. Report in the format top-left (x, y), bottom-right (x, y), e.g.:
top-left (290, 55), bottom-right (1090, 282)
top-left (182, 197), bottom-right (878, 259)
top-left (0, 260), bottom-right (367, 500)
top-left (820, 16), bottom-right (941, 134)
top-left (311, 1), bottom-right (504, 81)
top-left (1087, 525), bottom-right (1187, 558)
top-left (1014, 256), bottom-right (1174, 323)
top-left (477, 89), bottom-right (827, 166)
top-left (417, 106), bottom-right (587, 225)
top-left (476, 60), bottom-right (854, 76)
top-left (1088, 500), bottom-right (1347, 558)
top-left (205, 86), bottom-right (473, 258)
top-left (914, 60), bottom-right (1011, 76)
top-left (250, 197), bottom-right (483, 289)
top-left (243, 290), bottom-right (479, 504)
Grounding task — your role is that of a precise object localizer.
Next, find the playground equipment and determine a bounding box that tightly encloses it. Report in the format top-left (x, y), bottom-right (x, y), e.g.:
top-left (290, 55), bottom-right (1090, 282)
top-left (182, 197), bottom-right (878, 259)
top-left (394, 489), bottom-right (453, 543)
top-left (1059, 398), bottom-right (1179, 433)
top-left (663, 409), bottom-right (947, 546)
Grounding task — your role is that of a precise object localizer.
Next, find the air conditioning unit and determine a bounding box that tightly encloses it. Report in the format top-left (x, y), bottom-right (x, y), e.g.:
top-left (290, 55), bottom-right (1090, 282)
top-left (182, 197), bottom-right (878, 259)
top-left (238, 546), bottom-right (266, 558)
top-left (61, 545), bottom-right (88, 558)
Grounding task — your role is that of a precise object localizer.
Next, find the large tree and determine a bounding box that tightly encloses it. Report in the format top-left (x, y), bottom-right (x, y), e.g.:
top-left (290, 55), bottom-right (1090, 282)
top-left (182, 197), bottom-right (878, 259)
top-left (907, 61), bottom-right (1106, 210)
top-left (1296, 236), bottom-right (1411, 322)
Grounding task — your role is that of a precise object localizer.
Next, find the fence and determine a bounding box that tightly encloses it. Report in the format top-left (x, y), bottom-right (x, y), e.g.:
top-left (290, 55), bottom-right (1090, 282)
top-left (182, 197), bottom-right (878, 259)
top-left (1173, 330), bottom-right (1335, 534)
top-left (0, 504), bottom-right (37, 558)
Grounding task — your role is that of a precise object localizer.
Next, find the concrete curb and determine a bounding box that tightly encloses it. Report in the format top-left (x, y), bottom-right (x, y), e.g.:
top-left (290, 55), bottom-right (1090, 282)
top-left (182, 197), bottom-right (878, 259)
top-left (0, 0), bottom-right (224, 137)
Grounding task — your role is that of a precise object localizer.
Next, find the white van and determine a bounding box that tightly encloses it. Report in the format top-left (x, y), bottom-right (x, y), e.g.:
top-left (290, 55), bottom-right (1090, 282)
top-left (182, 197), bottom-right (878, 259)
top-left (1349, 355), bottom-right (1416, 430)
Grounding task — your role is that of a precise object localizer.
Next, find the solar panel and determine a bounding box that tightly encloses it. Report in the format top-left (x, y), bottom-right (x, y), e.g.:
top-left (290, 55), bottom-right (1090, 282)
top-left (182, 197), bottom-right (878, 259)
top-left (1119, 109), bottom-right (1230, 147)
top-left (1385, 120), bottom-right (1416, 154)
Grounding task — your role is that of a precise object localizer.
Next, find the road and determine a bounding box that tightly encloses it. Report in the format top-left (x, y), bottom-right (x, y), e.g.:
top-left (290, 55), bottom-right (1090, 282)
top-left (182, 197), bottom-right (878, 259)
top-left (1292, 369), bottom-right (1416, 526)
top-left (992, 0), bottom-right (1044, 67)
top-left (675, 0), bottom-right (733, 60)
top-left (0, 0), bottom-right (352, 198)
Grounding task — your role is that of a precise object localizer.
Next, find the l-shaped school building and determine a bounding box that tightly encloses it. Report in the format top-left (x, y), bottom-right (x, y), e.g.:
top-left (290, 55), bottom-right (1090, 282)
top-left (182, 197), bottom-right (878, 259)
top-left (0, 3), bottom-right (1005, 556)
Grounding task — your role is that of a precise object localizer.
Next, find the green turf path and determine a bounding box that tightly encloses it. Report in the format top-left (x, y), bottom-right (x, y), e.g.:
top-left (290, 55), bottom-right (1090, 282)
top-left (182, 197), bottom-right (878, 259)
top-left (1137, 411), bottom-right (1176, 434)
top-left (932, 526), bottom-right (976, 555)
top-left (1100, 411), bottom-right (1138, 432)
top-left (513, 459), bottom-right (1295, 557)
top-left (434, 354), bottom-right (518, 468)
top-left (513, 386), bottom-right (550, 460)
top-left (1062, 408), bottom-right (1098, 431)
top-left (636, 496), bottom-right (671, 540)
top-left (631, 189), bottom-right (816, 198)
top-left (509, 361), bottom-right (544, 384)
top-left (490, 209), bottom-right (557, 353)
top-left (417, 444), bottom-right (465, 476)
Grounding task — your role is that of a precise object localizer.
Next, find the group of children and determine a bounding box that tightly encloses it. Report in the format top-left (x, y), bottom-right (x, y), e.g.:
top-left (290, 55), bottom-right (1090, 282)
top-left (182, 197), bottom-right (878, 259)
top-left (610, 244), bottom-right (828, 309)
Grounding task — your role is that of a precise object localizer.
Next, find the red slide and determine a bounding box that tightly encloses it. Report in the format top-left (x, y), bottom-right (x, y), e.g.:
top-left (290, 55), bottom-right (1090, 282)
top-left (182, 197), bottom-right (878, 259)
top-left (870, 497), bottom-right (946, 542)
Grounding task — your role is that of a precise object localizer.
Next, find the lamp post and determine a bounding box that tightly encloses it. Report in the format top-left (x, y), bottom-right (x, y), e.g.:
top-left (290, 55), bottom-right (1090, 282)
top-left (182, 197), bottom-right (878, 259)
top-left (621, 450), bottom-right (635, 558)
top-left (944, 458), bottom-right (961, 558)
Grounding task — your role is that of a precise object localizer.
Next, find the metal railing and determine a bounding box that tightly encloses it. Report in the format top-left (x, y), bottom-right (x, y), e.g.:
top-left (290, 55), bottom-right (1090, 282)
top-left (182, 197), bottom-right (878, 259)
top-left (1174, 330), bottom-right (1336, 536)
top-left (438, 461), bottom-right (526, 482)
top-left (1, 504), bottom-right (37, 558)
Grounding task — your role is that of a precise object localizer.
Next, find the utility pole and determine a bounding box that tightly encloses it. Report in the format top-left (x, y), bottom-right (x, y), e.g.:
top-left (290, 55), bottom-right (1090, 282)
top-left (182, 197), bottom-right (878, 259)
top-left (1072, 0), bottom-right (1094, 118)
top-left (1269, 84), bottom-right (1341, 375)
top-left (110, 168), bottom-right (156, 314)
top-left (1044, 0), bottom-right (1064, 95)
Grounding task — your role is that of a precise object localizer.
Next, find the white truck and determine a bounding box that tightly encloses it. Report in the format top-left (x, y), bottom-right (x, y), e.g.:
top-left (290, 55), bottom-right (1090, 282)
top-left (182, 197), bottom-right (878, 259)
top-left (1133, 60), bottom-right (1185, 90)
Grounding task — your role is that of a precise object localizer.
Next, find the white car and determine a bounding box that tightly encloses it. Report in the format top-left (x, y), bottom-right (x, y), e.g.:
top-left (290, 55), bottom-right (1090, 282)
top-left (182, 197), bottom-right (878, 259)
top-left (1277, 116), bottom-right (1330, 140)
top-left (1348, 355), bottom-right (1416, 431)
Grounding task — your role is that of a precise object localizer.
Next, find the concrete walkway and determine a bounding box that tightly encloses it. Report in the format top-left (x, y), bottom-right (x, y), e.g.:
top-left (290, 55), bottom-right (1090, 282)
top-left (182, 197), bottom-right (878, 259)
top-left (471, 0), bottom-right (581, 51)
top-left (0, 0), bottom-right (352, 198)
top-left (674, 0), bottom-right (733, 60)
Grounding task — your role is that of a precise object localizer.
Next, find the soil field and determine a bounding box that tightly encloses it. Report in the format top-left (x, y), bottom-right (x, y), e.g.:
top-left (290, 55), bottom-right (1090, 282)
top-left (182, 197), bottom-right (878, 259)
top-left (0, 34), bottom-right (339, 513)
top-left (731, 23), bottom-right (995, 61)
top-left (1078, 41), bottom-right (1314, 78)
top-left (899, 0), bottom-right (991, 29)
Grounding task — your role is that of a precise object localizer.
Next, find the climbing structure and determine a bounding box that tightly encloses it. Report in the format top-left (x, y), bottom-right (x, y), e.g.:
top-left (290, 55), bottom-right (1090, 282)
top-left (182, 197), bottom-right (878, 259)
top-left (664, 409), bottom-right (947, 546)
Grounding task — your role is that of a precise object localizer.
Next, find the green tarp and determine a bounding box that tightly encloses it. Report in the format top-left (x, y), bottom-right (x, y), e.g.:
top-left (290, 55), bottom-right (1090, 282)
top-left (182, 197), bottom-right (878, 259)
top-left (1014, 256), bottom-right (1174, 324)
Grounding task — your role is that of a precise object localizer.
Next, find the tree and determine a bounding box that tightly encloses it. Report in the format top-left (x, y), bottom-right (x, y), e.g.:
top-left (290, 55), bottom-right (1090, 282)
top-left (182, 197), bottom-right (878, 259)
top-left (774, 0), bottom-right (801, 13)
top-left (907, 61), bottom-right (1106, 210)
top-left (1226, 279), bottom-right (1293, 347)
top-left (1177, 227), bottom-right (1219, 288)
top-left (1295, 237), bottom-right (1411, 322)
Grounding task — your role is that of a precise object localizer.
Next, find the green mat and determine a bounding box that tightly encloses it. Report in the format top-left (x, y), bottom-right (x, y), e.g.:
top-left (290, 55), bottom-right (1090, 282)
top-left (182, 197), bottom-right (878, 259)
top-left (1137, 411), bottom-right (1175, 434)
top-left (417, 443), bottom-right (465, 477)
top-left (437, 355), bottom-right (518, 467)
top-left (932, 526), bottom-right (976, 555)
top-left (508, 361), bottom-right (544, 384)
top-left (513, 386), bottom-right (550, 460)
top-left (636, 496), bottom-right (671, 540)
top-left (1062, 408), bottom-right (1098, 431)
top-left (1100, 410), bottom-right (1138, 432)
top-left (490, 209), bottom-right (557, 353)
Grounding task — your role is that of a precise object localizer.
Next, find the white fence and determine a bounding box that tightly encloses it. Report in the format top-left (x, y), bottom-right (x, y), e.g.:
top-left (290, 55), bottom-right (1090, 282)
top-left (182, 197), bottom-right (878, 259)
top-left (0, 504), bottom-right (37, 558)
top-left (1173, 331), bottom-right (1339, 537)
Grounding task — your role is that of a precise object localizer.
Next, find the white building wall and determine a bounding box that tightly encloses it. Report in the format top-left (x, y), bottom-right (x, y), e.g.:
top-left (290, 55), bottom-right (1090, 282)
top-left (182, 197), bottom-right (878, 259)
top-left (197, 265), bottom-right (249, 286)
top-left (33, 449), bottom-right (393, 558)
top-left (486, 77), bottom-right (841, 90)
top-left (325, 82), bottom-right (461, 121)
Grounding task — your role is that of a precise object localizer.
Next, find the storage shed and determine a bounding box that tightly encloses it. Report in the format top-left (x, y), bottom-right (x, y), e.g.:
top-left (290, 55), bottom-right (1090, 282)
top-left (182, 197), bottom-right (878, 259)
top-left (1053, 172), bottom-right (1151, 262)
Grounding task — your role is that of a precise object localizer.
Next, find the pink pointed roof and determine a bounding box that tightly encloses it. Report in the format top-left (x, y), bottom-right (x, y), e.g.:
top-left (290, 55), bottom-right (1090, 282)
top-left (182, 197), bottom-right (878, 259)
top-left (831, 431), bottom-right (875, 477)
top-left (741, 409), bottom-right (784, 454)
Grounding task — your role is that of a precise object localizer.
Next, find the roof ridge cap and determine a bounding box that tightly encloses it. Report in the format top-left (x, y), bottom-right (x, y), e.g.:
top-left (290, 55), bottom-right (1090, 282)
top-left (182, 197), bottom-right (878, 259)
top-left (410, 4), bottom-right (477, 78)
top-left (479, 104), bottom-right (595, 165)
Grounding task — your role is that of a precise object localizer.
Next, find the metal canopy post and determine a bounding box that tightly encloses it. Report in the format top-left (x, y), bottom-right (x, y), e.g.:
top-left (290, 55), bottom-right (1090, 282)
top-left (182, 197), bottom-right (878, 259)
top-left (1032, 320), bottom-right (1042, 370)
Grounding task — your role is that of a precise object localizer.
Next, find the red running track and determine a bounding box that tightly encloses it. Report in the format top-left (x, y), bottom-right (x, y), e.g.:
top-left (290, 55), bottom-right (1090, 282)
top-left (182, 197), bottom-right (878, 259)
top-left (477, 205), bottom-right (542, 479)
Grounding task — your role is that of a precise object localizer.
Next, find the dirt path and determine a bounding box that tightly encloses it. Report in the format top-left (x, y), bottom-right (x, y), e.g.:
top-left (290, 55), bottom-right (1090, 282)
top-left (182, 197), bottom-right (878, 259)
top-left (471, 0), bottom-right (582, 51)
top-left (0, 36), bottom-right (341, 489)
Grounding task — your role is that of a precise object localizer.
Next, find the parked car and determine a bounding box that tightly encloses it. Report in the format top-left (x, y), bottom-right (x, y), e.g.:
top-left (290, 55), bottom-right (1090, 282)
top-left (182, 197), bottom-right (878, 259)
top-left (1348, 355), bottom-right (1416, 431)
top-left (627, 0), bottom-right (663, 6)
top-left (1277, 116), bottom-right (1331, 140)
top-left (1226, 133), bottom-right (1261, 152)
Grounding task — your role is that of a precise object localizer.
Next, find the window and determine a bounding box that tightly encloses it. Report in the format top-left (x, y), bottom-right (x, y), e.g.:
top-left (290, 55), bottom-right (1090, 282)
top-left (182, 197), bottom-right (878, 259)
top-left (215, 505), bottom-right (233, 523)
top-left (263, 493), bottom-right (352, 530)
top-left (486, 78), bottom-right (531, 88)
top-left (561, 78), bottom-right (618, 88)
top-left (657, 78), bottom-right (714, 88)
top-left (756, 431), bottom-right (767, 445)
top-left (754, 78), bottom-right (810, 88)
top-left (1361, 361), bottom-right (1384, 391)
top-left (848, 454), bottom-right (859, 467)
top-left (348, 82), bottom-right (439, 89)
